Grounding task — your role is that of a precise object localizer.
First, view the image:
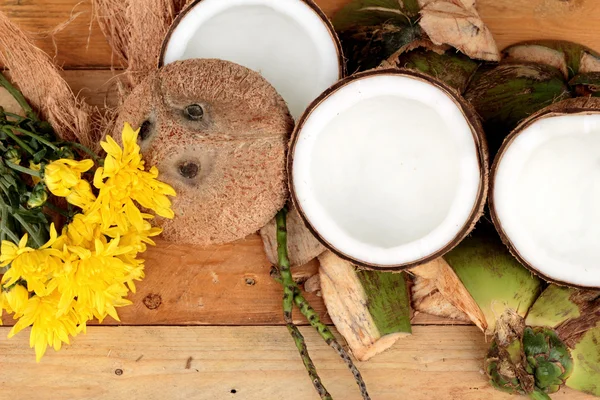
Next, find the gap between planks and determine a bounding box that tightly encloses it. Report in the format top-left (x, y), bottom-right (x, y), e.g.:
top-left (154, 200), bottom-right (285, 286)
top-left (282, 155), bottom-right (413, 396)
top-left (0, 325), bottom-right (590, 400)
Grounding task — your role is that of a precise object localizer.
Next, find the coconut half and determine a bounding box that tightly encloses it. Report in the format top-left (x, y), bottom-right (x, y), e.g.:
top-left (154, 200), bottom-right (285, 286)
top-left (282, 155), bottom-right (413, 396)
top-left (160, 0), bottom-right (343, 119)
top-left (491, 97), bottom-right (600, 289)
top-left (289, 69), bottom-right (488, 270)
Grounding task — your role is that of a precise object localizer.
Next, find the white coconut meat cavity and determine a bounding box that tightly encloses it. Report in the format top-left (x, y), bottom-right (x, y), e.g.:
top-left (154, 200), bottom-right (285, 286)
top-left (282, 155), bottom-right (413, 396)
top-left (492, 98), bottom-right (600, 288)
top-left (290, 70), bottom-right (488, 270)
top-left (161, 0), bottom-right (343, 119)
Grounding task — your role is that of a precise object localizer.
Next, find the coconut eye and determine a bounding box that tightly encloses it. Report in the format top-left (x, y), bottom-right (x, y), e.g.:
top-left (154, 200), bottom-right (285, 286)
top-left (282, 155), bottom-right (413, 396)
top-left (139, 120), bottom-right (152, 141)
top-left (178, 161), bottom-right (199, 179)
top-left (184, 104), bottom-right (204, 121)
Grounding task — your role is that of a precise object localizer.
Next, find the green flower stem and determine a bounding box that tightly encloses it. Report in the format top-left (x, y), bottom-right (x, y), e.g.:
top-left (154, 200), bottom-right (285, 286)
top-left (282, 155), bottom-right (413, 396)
top-left (2, 111), bottom-right (26, 122)
top-left (275, 209), bottom-right (371, 400)
top-left (276, 208), bottom-right (333, 400)
top-left (0, 72), bottom-right (37, 121)
top-left (9, 126), bottom-right (59, 151)
top-left (1, 127), bottom-right (36, 156)
top-left (5, 160), bottom-right (41, 178)
top-left (0, 203), bottom-right (20, 243)
top-left (65, 141), bottom-right (103, 166)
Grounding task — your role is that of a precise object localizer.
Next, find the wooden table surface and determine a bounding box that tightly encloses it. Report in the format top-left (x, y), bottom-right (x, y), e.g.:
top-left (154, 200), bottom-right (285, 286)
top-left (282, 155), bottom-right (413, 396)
top-left (0, 1), bottom-right (597, 399)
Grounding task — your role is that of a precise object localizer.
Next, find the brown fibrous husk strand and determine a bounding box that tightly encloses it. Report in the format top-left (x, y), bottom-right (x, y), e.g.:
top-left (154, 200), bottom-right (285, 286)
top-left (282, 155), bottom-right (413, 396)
top-left (290, 69), bottom-right (489, 271)
top-left (555, 289), bottom-right (600, 348)
top-left (490, 97), bottom-right (600, 289)
top-left (411, 274), bottom-right (470, 322)
top-left (114, 59), bottom-right (292, 245)
top-left (93, 0), bottom-right (189, 91)
top-left (0, 11), bottom-right (96, 148)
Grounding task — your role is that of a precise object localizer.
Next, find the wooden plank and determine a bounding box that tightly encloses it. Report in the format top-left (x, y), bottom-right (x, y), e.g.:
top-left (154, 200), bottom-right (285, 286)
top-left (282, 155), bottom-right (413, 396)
top-left (1, 234), bottom-right (469, 327)
top-left (2, 0), bottom-right (600, 68)
top-left (0, 325), bottom-right (589, 400)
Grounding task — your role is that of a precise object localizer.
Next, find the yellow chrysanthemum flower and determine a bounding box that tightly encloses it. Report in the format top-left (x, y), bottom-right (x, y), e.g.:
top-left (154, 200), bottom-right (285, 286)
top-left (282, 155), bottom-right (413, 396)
top-left (65, 179), bottom-right (96, 211)
top-left (44, 159), bottom-right (94, 197)
top-left (29, 161), bottom-right (42, 185)
top-left (8, 291), bottom-right (81, 362)
top-left (4, 284), bottom-right (30, 318)
top-left (93, 123), bottom-right (176, 221)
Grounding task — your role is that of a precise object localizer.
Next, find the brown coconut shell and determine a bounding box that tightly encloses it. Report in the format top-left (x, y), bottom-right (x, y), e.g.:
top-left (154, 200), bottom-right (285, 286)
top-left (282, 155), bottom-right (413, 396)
top-left (114, 59), bottom-right (293, 245)
top-left (490, 97), bottom-right (600, 289)
top-left (289, 68), bottom-right (489, 271)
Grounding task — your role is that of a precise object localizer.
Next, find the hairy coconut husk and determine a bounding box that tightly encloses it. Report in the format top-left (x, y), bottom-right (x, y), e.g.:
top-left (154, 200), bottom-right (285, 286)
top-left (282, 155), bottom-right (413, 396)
top-left (318, 251), bottom-right (412, 361)
top-left (465, 62), bottom-right (571, 154)
top-left (114, 59), bottom-right (292, 245)
top-left (260, 204), bottom-right (325, 267)
top-left (0, 11), bottom-right (95, 148)
top-left (569, 71), bottom-right (600, 97)
top-left (93, 0), bottom-right (187, 90)
top-left (333, 0), bottom-right (499, 75)
top-left (410, 274), bottom-right (470, 322)
top-left (490, 97), bottom-right (600, 289)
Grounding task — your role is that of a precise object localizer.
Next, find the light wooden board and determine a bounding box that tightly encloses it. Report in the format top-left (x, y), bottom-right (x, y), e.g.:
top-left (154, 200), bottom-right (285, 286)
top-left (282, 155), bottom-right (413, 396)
top-left (1, 0), bottom-right (600, 68)
top-left (0, 325), bottom-right (590, 400)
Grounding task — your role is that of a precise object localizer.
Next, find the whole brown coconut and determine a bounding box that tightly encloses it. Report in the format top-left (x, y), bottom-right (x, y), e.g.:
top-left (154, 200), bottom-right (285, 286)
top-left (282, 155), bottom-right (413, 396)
top-left (114, 59), bottom-right (293, 245)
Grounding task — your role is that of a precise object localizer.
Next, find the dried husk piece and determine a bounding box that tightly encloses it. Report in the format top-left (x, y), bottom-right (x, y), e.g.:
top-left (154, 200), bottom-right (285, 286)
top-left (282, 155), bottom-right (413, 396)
top-left (0, 11), bottom-right (95, 148)
top-left (319, 251), bottom-right (412, 361)
top-left (260, 204), bottom-right (325, 267)
top-left (410, 274), bottom-right (470, 322)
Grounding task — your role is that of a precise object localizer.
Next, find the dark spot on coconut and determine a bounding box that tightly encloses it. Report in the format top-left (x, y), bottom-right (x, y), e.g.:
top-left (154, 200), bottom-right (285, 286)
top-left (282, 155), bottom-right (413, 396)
top-left (139, 120), bottom-right (152, 141)
top-left (114, 369), bottom-right (123, 376)
top-left (184, 104), bottom-right (204, 121)
top-left (178, 161), bottom-right (200, 179)
top-left (230, 389), bottom-right (237, 394)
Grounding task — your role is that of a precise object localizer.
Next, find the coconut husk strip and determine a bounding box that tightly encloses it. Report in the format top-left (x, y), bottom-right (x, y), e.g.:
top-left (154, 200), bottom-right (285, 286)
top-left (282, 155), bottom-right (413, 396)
top-left (411, 274), bottom-right (470, 322)
top-left (0, 11), bottom-right (95, 148)
top-left (503, 44), bottom-right (569, 79)
top-left (579, 51), bottom-right (600, 74)
top-left (419, 0), bottom-right (500, 62)
top-left (260, 204), bottom-right (326, 267)
top-left (93, 0), bottom-right (186, 90)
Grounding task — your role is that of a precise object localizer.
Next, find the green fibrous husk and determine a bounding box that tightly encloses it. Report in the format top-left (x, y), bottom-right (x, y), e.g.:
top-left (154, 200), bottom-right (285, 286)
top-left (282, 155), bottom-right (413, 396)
top-left (332, 0), bottom-right (499, 75)
top-left (443, 224), bottom-right (543, 335)
top-left (569, 72), bottom-right (600, 97)
top-left (319, 251), bottom-right (412, 361)
top-left (394, 47), bottom-right (480, 92)
top-left (464, 63), bottom-right (571, 154)
top-left (485, 285), bottom-right (600, 398)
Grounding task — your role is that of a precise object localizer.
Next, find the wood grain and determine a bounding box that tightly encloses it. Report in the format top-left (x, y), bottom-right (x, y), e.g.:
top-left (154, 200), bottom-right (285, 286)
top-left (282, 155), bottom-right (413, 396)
top-left (1, 234), bottom-right (469, 327)
top-left (2, 0), bottom-right (600, 69)
top-left (0, 325), bottom-right (590, 400)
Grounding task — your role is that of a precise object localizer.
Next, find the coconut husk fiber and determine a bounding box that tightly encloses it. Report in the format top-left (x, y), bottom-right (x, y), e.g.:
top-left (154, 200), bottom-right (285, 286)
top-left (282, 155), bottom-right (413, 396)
top-left (0, 11), bottom-right (96, 148)
top-left (113, 59), bottom-right (293, 245)
top-left (93, 0), bottom-right (190, 91)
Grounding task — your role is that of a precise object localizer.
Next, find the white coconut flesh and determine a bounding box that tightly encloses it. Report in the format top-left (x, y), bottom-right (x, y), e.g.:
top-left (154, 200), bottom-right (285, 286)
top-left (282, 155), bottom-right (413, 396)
top-left (161, 0), bottom-right (341, 119)
top-left (291, 74), bottom-right (483, 268)
top-left (493, 114), bottom-right (600, 287)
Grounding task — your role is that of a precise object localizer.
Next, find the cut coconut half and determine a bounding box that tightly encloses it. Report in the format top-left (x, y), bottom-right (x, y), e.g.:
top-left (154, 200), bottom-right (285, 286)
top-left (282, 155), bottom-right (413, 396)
top-left (491, 97), bottom-right (600, 288)
top-left (160, 0), bottom-right (343, 119)
top-left (290, 69), bottom-right (488, 270)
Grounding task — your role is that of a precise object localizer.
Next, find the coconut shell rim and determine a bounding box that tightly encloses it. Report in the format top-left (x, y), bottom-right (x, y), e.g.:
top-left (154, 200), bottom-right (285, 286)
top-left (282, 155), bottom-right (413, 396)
top-left (288, 68), bottom-right (490, 272)
top-left (489, 97), bottom-right (600, 290)
top-left (157, 0), bottom-right (346, 79)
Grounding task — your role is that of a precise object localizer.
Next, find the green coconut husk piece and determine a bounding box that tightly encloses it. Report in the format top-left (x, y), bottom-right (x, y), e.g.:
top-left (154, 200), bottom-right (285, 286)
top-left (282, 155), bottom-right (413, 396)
top-left (465, 62), bottom-right (572, 154)
top-left (485, 285), bottom-right (600, 398)
top-left (443, 224), bottom-right (543, 335)
top-left (332, 0), bottom-right (499, 75)
top-left (503, 40), bottom-right (600, 79)
top-left (394, 47), bottom-right (480, 93)
top-left (410, 222), bottom-right (543, 335)
top-left (319, 251), bottom-right (412, 361)
top-left (569, 72), bottom-right (600, 97)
